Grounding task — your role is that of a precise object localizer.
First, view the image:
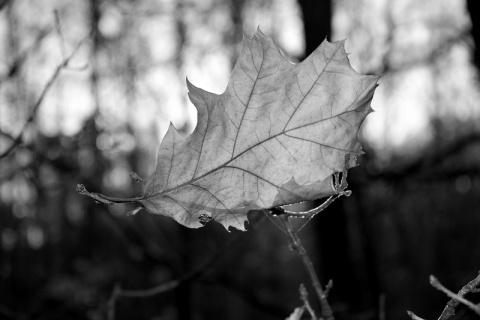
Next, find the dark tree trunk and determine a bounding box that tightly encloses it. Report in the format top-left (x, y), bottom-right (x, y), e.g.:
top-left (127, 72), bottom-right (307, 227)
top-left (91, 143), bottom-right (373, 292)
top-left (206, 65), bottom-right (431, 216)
top-left (296, 0), bottom-right (380, 316)
top-left (298, 0), bottom-right (331, 57)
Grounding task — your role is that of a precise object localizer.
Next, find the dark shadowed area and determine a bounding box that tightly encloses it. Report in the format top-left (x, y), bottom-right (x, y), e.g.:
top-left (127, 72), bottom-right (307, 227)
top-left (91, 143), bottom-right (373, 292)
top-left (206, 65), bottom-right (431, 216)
top-left (1, 0), bottom-right (479, 320)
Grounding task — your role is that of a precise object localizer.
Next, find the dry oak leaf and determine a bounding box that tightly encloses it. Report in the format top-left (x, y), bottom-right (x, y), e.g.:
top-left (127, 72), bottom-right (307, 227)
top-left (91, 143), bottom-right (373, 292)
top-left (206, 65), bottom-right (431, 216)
top-left (78, 29), bottom-right (380, 231)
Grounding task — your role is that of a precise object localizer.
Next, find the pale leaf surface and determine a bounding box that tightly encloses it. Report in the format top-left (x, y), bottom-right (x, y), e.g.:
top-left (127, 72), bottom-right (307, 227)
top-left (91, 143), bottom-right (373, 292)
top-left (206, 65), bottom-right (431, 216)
top-left (78, 29), bottom-right (379, 230)
top-left (139, 30), bottom-right (379, 230)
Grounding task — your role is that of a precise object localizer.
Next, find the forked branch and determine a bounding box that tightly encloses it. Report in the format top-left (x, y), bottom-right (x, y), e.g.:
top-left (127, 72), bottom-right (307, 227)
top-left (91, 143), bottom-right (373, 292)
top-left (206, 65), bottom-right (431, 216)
top-left (275, 211), bottom-right (334, 320)
top-left (407, 271), bottom-right (480, 320)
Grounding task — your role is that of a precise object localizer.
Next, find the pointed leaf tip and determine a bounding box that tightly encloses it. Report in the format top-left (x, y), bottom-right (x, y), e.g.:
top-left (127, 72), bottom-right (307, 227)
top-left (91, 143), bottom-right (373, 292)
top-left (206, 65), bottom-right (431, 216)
top-left (139, 31), bottom-right (380, 230)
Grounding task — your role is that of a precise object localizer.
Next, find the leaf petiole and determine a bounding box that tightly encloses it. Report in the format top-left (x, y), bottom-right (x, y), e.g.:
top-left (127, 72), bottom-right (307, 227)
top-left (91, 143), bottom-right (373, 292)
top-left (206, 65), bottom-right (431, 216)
top-left (76, 184), bottom-right (143, 205)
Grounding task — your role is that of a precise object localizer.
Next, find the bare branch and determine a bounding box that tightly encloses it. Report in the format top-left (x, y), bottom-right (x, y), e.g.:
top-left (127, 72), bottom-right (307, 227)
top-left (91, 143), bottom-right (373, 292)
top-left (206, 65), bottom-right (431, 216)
top-left (104, 228), bottom-right (246, 320)
top-left (379, 293), bottom-right (386, 320)
top-left (299, 283), bottom-right (318, 320)
top-left (275, 211), bottom-right (334, 320)
top-left (106, 280), bottom-right (180, 320)
top-left (431, 274), bottom-right (480, 319)
top-left (0, 38), bottom-right (87, 159)
top-left (0, 129), bottom-right (15, 141)
top-left (54, 9), bottom-right (67, 59)
top-left (324, 279), bottom-right (333, 298)
top-left (277, 157), bottom-right (352, 233)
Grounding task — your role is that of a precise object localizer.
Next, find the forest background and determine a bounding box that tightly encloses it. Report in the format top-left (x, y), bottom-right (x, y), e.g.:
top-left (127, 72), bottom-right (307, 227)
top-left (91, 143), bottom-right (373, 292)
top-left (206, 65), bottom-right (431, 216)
top-left (1, 0), bottom-right (480, 319)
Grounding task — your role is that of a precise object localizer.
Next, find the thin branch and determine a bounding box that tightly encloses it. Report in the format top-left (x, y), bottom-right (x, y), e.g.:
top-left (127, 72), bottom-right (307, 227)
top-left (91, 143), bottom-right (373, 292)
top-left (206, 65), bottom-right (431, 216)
top-left (0, 129), bottom-right (15, 141)
top-left (54, 9), bottom-right (67, 59)
top-left (324, 279), bottom-right (333, 298)
top-left (0, 38), bottom-right (87, 159)
top-left (286, 307), bottom-right (305, 320)
top-left (106, 280), bottom-right (180, 320)
top-left (431, 274), bottom-right (480, 319)
top-left (104, 228), bottom-right (246, 320)
top-left (287, 168), bottom-right (351, 233)
top-left (276, 211), bottom-right (334, 320)
top-left (407, 310), bottom-right (426, 320)
top-left (299, 283), bottom-right (318, 320)
top-left (379, 293), bottom-right (386, 320)
top-left (261, 209), bottom-right (288, 235)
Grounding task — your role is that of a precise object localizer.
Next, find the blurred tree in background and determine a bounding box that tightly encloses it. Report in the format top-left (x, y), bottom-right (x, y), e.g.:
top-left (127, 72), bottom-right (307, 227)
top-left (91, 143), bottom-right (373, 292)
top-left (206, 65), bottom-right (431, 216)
top-left (0, 0), bottom-right (479, 320)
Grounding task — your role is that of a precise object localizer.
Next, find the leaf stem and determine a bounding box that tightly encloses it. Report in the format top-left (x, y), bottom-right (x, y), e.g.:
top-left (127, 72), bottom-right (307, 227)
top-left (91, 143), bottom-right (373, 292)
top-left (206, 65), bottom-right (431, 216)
top-left (278, 212), bottom-right (334, 320)
top-left (76, 184), bottom-right (143, 205)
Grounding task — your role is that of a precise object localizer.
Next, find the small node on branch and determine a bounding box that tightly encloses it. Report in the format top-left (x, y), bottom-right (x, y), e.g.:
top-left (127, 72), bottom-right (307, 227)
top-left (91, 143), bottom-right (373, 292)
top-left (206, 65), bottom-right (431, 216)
top-left (324, 279), bottom-right (333, 298)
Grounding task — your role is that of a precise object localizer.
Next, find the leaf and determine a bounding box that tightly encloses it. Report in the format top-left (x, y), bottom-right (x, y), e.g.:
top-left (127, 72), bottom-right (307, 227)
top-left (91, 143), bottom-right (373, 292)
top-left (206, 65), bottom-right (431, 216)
top-left (78, 29), bottom-right (380, 231)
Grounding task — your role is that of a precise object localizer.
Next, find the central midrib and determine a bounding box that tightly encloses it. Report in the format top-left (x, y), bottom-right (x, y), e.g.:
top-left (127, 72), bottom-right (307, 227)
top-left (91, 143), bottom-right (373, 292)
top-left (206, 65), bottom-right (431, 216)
top-left (145, 107), bottom-right (357, 200)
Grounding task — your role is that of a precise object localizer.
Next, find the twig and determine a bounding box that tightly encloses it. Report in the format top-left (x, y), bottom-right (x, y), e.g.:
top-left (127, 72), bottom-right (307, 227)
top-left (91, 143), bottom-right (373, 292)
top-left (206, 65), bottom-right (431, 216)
top-left (379, 293), bottom-right (386, 320)
top-left (106, 284), bottom-right (121, 320)
top-left (431, 274), bottom-right (480, 319)
top-left (277, 212), bottom-right (334, 320)
top-left (407, 310), bottom-right (426, 320)
top-left (54, 9), bottom-right (66, 59)
top-left (281, 194), bottom-right (342, 219)
top-left (0, 38), bottom-right (87, 159)
top-left (299, 283), bottom-right (318, 320)
top-left (106, 280), bottom-right (180, 320)
top-left (104, 228), bottom-right (246, 320)
top-left (324, 279), bottom-right (333, 298)
top-left (286, 307), bottom-right (305, 320)
top-left (0, 129), bottom-right (15, 141)
top-left (280, 161), bottom-right (352, 233)
top-left (262, 209), bottom-right (288, 235)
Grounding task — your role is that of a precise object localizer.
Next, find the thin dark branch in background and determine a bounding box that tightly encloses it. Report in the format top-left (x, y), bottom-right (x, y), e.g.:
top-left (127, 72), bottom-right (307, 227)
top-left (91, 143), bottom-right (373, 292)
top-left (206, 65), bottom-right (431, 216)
top-left (0, 0), bottom-right (9, 11)
top-left (105, 230), bottom-right (246, 320)
top-left (0, 27), bottom-right (52, 83)
top-left (0, 39), bottom-right (87, 159)
top-left (210, 275), bottom-right (290, 318)
top-left (0, 129), bottom-right (15, 141)
top-left (366, 132), bottom-right (480, 182)
top-left (54, 9), bottom-right (67, 59)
